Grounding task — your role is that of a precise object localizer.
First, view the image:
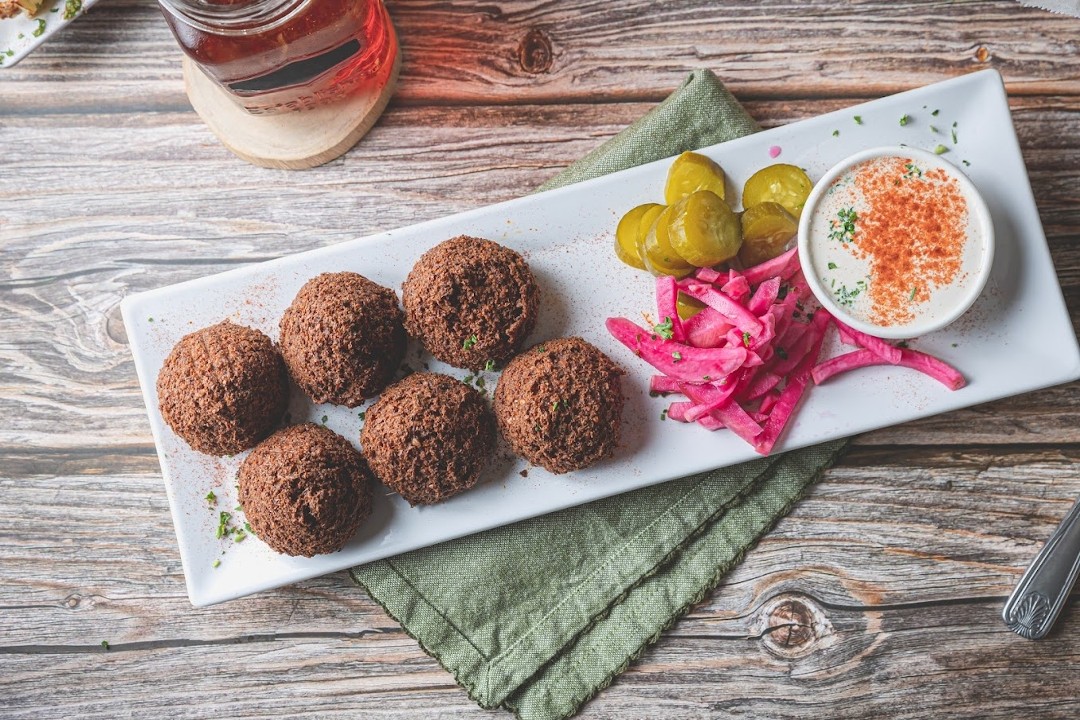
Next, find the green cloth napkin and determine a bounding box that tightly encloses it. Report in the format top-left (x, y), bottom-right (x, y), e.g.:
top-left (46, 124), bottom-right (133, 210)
top-left (352, 69), bottom-right (848, 720)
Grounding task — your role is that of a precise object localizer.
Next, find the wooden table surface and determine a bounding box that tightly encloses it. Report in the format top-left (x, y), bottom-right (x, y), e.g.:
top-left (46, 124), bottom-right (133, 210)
top-left (2, 1), bottom-right (1079, 717)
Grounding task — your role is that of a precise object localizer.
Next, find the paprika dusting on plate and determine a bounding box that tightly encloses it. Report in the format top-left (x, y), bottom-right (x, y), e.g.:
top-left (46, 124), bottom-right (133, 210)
top-left (802, 148), bottom-right (991, 338)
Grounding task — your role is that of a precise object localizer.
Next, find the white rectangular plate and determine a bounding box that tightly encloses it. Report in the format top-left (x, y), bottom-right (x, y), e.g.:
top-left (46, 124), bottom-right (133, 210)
top-left (122, 69), bottom-right (1080, 607)
top-left (0, 0), bottom-right (97, 68)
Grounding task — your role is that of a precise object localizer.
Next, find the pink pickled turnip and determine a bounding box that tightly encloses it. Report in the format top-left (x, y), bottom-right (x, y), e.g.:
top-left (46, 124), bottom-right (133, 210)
top-left (606, 317), bottom-right (747, 382)
top-left (606, 246), bottom-right (966, 457)
top-left (812, 348), bottom-right (966, 390)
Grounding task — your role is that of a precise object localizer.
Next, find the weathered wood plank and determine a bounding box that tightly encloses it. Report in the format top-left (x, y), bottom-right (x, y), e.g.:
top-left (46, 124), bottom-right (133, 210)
top-left (1, 597), bottom-right (1077, 718)
top-left (3, 452), bottom-right (1078, 719)
top-left (2, 0), bottom-right (1078, 115)
top-left (1, 450), bottom-right (1076, 648)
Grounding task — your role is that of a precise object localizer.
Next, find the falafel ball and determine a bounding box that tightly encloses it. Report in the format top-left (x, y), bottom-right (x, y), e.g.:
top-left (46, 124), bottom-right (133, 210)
top-left (361, 372), bottom-right (496, 505)
top-left (279, 272), bottom-right (406, 407)
top-left (402, 236), bottom-right (540, 372)
top-left (238, 423), bottom-right (374, 557)
top-left (493, 337), bottom-right (623, 474)
top-left (156, 320), bottom-right (288, 456)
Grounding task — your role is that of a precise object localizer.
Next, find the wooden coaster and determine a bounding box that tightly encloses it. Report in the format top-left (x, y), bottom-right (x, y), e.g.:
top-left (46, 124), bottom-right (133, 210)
top-left (182, 37), bottom-right (401, 170)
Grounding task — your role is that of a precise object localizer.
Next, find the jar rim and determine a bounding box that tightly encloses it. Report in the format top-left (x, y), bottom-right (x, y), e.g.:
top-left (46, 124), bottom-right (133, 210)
top-left (157, 0), bottom-right (312, 34)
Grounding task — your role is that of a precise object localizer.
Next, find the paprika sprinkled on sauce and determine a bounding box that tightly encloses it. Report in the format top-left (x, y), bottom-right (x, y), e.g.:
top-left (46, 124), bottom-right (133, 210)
top-left (808, 154), bottom-right (982, 330)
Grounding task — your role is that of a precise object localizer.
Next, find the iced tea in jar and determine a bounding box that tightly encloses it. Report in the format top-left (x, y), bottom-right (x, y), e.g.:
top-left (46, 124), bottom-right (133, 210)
top-left (158, 0), bottom-right (397, 115)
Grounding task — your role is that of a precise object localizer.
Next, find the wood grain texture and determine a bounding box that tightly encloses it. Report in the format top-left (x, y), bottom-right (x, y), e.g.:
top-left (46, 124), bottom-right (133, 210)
top-left (1, 0), bottom-right (1079, 718)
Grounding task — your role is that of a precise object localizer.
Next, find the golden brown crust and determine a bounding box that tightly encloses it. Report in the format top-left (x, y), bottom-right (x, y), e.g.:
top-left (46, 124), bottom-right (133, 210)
top-left (361, 372), bottom-right (496, 505)
top-left (493, 337), bottom-right (623, 474)
top-left (402, 236), bottom-right (540, 372)
top-left (279, 272), bottom-right (406, 407)
top-left (238, 424), bottom-right (373, 557)
top-left (156, 321), bottom-right (288, 456)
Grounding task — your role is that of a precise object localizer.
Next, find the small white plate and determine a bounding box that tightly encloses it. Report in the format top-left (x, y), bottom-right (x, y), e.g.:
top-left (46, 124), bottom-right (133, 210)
top-left (0, 0), bottom-right (97, 68)
top-left (122, 69), bottom-right (1080, 607)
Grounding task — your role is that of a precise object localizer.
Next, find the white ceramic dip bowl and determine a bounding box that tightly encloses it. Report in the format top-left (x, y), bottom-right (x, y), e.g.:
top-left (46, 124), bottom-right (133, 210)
top-left (797, 146), bottom-right (994, 339)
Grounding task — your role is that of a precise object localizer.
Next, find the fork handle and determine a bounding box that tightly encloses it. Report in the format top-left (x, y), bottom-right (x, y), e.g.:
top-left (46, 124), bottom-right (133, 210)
top-left (1002, 495), bottom-right (1080, 640)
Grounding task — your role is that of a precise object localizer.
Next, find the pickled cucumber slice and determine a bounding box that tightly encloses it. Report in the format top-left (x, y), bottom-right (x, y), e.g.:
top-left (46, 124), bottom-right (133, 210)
top-left (642, 205), bottom-right (695, 278)
top-left (741, 164), bottom-right (813, 218)
top-left (665, 151), bottom-right (727, 204)
top-left (739, 201), bottom-right (799, 266)
top-left (666, 190), bottom-right (742, 268)
top-left (637, 204), bottom-right (666, 244)
top-left (677, 293), bottom-right (706, 320)
top-left (614, 203), bottom-right (662, 270)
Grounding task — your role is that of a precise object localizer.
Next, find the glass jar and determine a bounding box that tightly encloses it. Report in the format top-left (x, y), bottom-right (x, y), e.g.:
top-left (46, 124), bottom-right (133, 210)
top-left (158, 0), bottom-right (397, 116)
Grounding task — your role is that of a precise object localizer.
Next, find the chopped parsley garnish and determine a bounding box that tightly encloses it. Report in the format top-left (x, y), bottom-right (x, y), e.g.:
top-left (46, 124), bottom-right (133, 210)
top-left (63, 0), bottom-right (82, 20)
top-left (232, 528), bottom-right (247, 543)
top-left (101, 641), bottom-right (110, 650)
top-left (463, 375), bottom-right (474, 385)
top-left (899, 114), bottom-right (910, 126)
top-left (358, 411), bottom-right (366, 421)
top-left (833, 283), bottom-right (862, 307)
top-left (462, 335), bottom-right (478, 350)
top-left (832, 129), bottom-right (839, 137)
top-left (660, 409), bottom-right (668, 421)
top-left (205, 490), bottom-right (217, 505)
top-left (952, 122), bottom-right (958, 144)
top-left (962, 160), bottom-right (971, 167)
top-left (828, 207), bottom-right (858, 243)
top-left (854, 115), bottom-right (863, 125)
top-left (536, 344), bottom-right (547, 353)
top-left (827, 261), bottom-right (838, 270)
top-left (484, 359), bottom-right (496, 372)
top-left (932, 109), bottom-right (940, 116)
top-left (551, 400), bottom-right (560, 412)
top-left (475, 376), bottom-right (486, 389)
top-left (903, 163), bottom-right (923, 180)
top-left (929, 125), bottom-right (940, 134)
top-left (212, 560), bottom-right (221, 569)
top-left (671, 351), bottom-right (682, 363)
top-left (910, 287), bottom-right (918, 300)
top-left (148, 317), bottom-right (154, 322)
top-left (215, 511), bottom-right (232, 539)
top-left (320, 415), bottom-right (328, 424)
top-left (741, 331), bottom-right (751, 347)
top-left (244, 522), bottom-right (255, 536)
top-left (32, 19), bottom-right (46, 37)
top-left (653, 316), bottom-right (674, 340)
top-left (934, 144), bottom-right (948, 155)
top-left (703, 375), bottom-right (711, 381)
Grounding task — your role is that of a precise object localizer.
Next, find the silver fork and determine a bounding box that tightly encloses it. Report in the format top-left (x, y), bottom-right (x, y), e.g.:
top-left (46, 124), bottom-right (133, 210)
top-left (1002, 495), bottom-right (1080, 640)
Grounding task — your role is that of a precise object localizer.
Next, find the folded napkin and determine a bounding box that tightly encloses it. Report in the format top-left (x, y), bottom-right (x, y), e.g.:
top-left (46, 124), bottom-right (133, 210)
top-left (352, 70), bottom-right (848, 720)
